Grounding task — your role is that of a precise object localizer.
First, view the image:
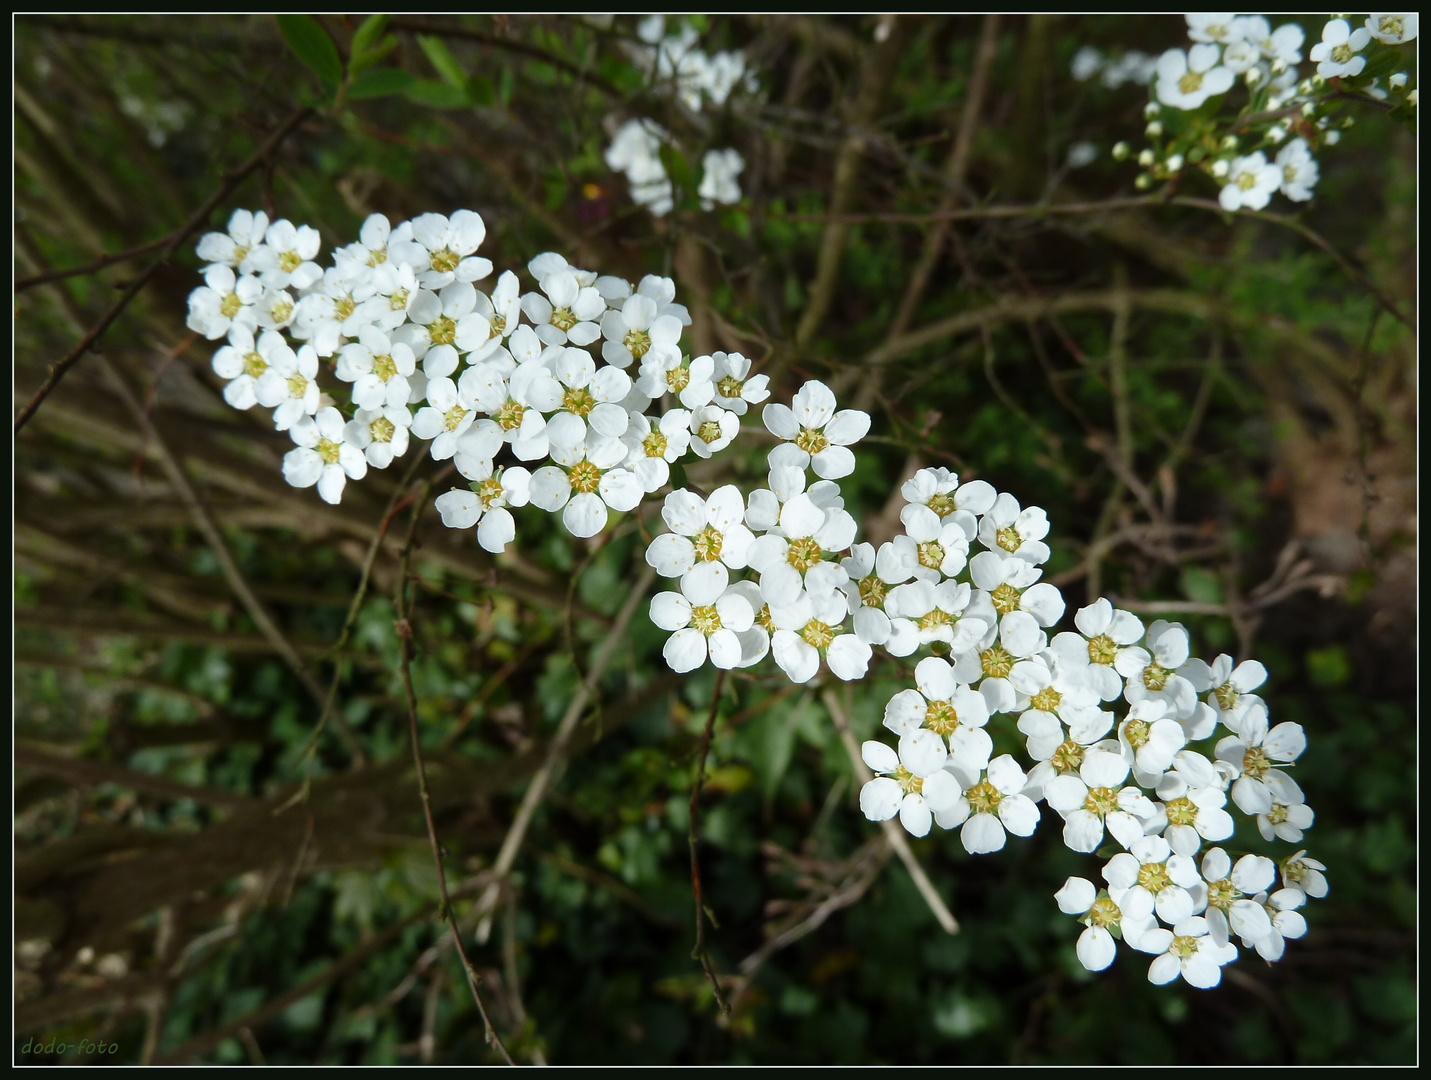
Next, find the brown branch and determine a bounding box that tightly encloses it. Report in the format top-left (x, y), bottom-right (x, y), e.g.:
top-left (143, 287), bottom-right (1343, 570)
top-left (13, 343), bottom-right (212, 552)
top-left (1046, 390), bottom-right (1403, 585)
top-left (14, 234), bottom-right (172, 292)
top-left (15, 741), bottom-right (255, 810)
top-left (688, 669), bottom-right (731, 1015)
top-left (14, 105), bottom-right (313, 434)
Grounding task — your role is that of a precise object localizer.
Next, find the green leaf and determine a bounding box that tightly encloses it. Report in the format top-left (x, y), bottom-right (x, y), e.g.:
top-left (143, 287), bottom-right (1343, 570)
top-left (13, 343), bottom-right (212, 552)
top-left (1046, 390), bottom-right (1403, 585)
top-left (466, 73), bottom-right (496, 108)
top-left (404, 79), bottom-right (470, 109)
top-left (659, 142), bottom-right (694, 190)
top-left (349, 12), bottom-right (389, 60)
top-left (418, 34), bottom-right (468, 89)
top-left (669, 460), bottom-right (688, 491)
top-left (1180, 565), bottom-right (1224, 604)
top-left (276, 14), bottom-right (342, 87)
top-left (347, 67), bottom-right (415, 100)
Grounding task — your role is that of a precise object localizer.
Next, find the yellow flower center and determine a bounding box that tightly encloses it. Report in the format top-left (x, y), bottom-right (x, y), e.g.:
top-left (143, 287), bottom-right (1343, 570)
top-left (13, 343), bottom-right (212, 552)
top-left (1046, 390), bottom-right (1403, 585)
top-left (918, 609), bottom-right (951, 632)
top-left (690, 603), bottom-right (723, 636)
top-left (966, 779), bottom-right (1002, 814)
top-left (562, 386), bottom-right (597, 417)
top-left (892, 765), bottom-right (922, 796)
top-left (1266, 802), bottom-right (1289, 825)
top-left (269, 298), bottom-right (294, 324)
top-left (475, 476), bottom-right (504, 508)
top-left (926, 492), bottom-right (957, 517)
top-left (716, 374), bottom-right (744, 400)
top-left (443, 404), bottom-right (467, 431)
top-left (220, 292), bottom-right (243, 318)
top-left (369, 416), bottom-right (395, 444)
top-left (429, 247), bottom-right (460, 274)
top-left (1083, 785), bottom-right (1119, 817)
top-left (1030, 687), bottom-right (1061, 713)
top-left (991, 582), bottom-right (1022, 614)
top-left (691, 525), bottom-right (724, 562)
top-left (1283, 164), bottom-right (1299, 184)
top-left (1330, 43), bottom-right (1354, 64)
top-left (924, 699), bottom-right (959, 736)
top-left (917, 541), bottom-right (945, 571)
top-left (231, 244), bottom-right (250, 265)
top-left (786, 537), bottom-right (822, 572)
top-left (1050, 740), bottom-right (1085, 773)
top-left (333, 296), bottom-right (356, 321)
top-left (390, 288), bottom-right (409, 311)
top-left (1206, 878), bottom-right (1237, 912)
top-left (241, 351), bottom-right (266, 378)
top-left (1206, 22), bottom-right (1227, 39)
top-left (1379, 15), bottom-right (1404, 37)
top-left (428, 315), bottom-right (456, 346)
top-left (1242, 746), bottom-right (1272, 779)
top-left (756, 604), bottom-right (775, 631)
top-left (1088, 896), bottom-right (1121, 928)
top-left (1164, 795), bottom-right (1198, 827)
top-left (980, 644), bottom-right (1013, 679)
top-left (1213, 682), bottom-right (1240, 711)
top-left (1137, 861), bottom-right (1173, 894)
top-left (489, 313), bottom-right (506, 338)
top-left (1124, 718), bottom-right (1151, 749)
top-left (794, 427), bottom-right (828, 455)
top-left (550, 306), bottom-right (579, 332)
top-left (1236, 170), bottom-right (1258, 191)
top-left (666, 366), bottom-right (690, 392)
top-left (496, 399), bottom-right (526, 431)
top-left (367, 247), bottom-right (387, 266)
top-left (278, 249), bottom-right (302, 273)
top-left (315, 437), bottom-right (341, 465)
top-left (1170, 934), bottom-right (1199, 959)
top-left (1087, 633), bottom-right (1118, 665)
top-left (624, 328), bottom-right (651, 358)
top-left (568, 459), bottom-right (602, 494)
top-left (372, 353), bottom-right (398, 381)
top-left (995, 524), bottom-right (1021, 552)
top-left (1142, 661), bottom-right (1170, 691)
top-left (642, 430), bottom-right (668, 458)
top-left (1178, 70), bottom-right (1204, 95)
top-left (857, 575), bottom-right (886, 608)
top-left (800, 619), bottom-right (835, 649)
top-left (286, 373), bottom-right (309, 398)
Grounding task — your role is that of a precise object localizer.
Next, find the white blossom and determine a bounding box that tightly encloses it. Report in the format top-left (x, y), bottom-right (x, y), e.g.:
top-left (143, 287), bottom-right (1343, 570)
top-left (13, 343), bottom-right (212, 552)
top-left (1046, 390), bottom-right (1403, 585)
top-left (345, 405), bottom-right (412, 470)
top-left (1274, 138), bottom-right (1319, 202)
top-left (1219, 151), bottom-right (1281, 211)
top-left (187, 264), bottom-right (262, 340)
top-left (248, 218), bottom-right (323, 292)
top-left (434, 465), bottom-right (533, 554)
top-left (687, 404), bottom-right (740, 458)
top-left (1310, 18), bottom-right (1371, 79)
top-left (1103, 834), bottom-right (1202, 925)
top-left (600, 293), bottom-right (683, 371)
top-left (645, 486), bottom-right (755, 596)
top-left (389, 210), bottom-right (492, 290)
top-left (211, 325), bottom-right (291, 411)
top-left (254, 342), bottom-right (321, 430)
top-left (336, 325), bottom-right (417, 411)
top-left (1052, 598), bottom-right (1143, 701)
top-left (283, 406), bottom-right (367, 504)
top-left (196, 208), bottom-right (270, 269)
top-left (769, 590), bottom-right (869, 683)
top-left (621, 408), bottom-right (691, 492)
top-left (528, 437), bottom-right (643, 538)
top-left (1215, 702), bottom-right (1306, 815)
top-left (649, 573), bottom-right (754, 673)
top-left (762, 380), bottom-right (870, 480)
top-left (1199, 847), bottom-right (1276, 948)
top-left (859, 731), bottom-right (962, 838)
top-left (1140, 916), bottom-right (1239, 989)
top-left (1365, 13), bottom-right (1417, 46)
top-left (710, 352), bottom-right (770, 416)
top-left (698, 147), bottom-right (744, 208)
top-left (1155, 44), bottom-right (1234, 110)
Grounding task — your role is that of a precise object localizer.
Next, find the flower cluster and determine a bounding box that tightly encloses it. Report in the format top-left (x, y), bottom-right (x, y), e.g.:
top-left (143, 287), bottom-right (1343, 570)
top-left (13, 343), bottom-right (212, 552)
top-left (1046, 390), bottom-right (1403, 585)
top-left (1103, 14), bottom-right (1416, 208)
top-left (189, 207), bottom-right (752, 554)
top-left (603, 16), bottom-right (752, 216)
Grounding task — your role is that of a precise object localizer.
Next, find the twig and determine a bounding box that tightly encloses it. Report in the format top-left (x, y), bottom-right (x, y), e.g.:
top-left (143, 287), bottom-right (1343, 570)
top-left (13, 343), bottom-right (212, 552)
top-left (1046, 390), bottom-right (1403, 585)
top-left (14, 234), bottom-right (171, 292)
top-left (688, 669), bottom-right (731, 1015)
top-left (470, 563), bottom-right (658, 944)
top-left (502, 889), bottom-right (548, 1065)
top-left (392, 484), bottom-right (515, 1065)
top-left (821, 687), bottom-right (959, 934)
top-left (15, 741), bottom-right (254, 809)
top-left (14, 105), bottom-right (313, 433)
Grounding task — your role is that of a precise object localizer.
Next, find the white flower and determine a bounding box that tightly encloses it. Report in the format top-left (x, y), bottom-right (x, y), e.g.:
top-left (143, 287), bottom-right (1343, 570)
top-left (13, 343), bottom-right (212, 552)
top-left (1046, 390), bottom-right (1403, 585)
top-left (635, 274), bottom-right (691, 326)
top-left (762, 380), bottom-right (870, 480)
top-left (1179, 651), bottom-right (1266, 727)
top-left (1159, 784), bottom-right (1234, 856)
top-left (1199, 847), bottom-right (1276, 948)
top-left (977, 492), bottom-right (1051, 565)
top-left (688, 404), bottom-right (740, 458)
top-left (254, 342), bottom-right (321, 430)
top-left (1102, 50), bottom-right (1159, 87)
top-left (522, 270), bottom-right (606, 347)
top-left (638, 352), bottom-right (715, 409)
top-left (1103, 834), bottom-right (1202, 925)
top-left (186, 264), bottom-right (262, 340)
top-left (1055, 877), bottom-right (1154, 972)
top-left (1010, 656), bottom-right (1102, 760)
top-left (459, 270), bottom-right (523, 363)
top-left (1257, 797), bottom-right (1315, 844)
top-left (969, 551), bottom-right (1064, 627)
top-left (935, 755), bottom-right (1041, 854)
top-left (884, 656), bottom-right (993, 775)
top-left (710, 352), bottom-right (770, 416)
top-left (211, 325), bottom-right (292, 411)
top-left (333, 212), bottom-right (393, 278)
top-left (747, 488), bottom-right (857, 607)
top-left (839, 541), bottom-right (911, 646)
top-left (605, 118), bottom-right (674, 216)
top-left (1118, 699), bottom-right (1187, 785)
top-left (1281, 850), bottom-right (1328, 899)
top-left (1220, 39), bottom-right (1261, 74)
top-left (698, 147), bottom-right (744, 208)
top-left (388, 210), bottom-right (492, 290)
top-left (1071, 45), bottom-right (1103, 81)
top-left (650, 574), bottom-right (754, 673)
top-left (1051, 598), bottom-right (1144, 701)
top-left (283, 407), bottom-right (368, 504)
top-left (528, 437), bottom-right (643, 538)
top-left (1310, 18), bottom-right (1371, 79)
top-left (600, 293), bottom-right (683, 371)
top-left (405, 281), bottom-right (489, 377)
top-left (528, 346), bottom-right (634, 448)
top-left (725, 579), bottom-right (772, 668)
top-left (1185, 13), bottom-right (1242, 45)
top-left (902, 467), bottom-right (995, 530)
top-left (528, 251), bottom-right (597, 288)
top-left (433, 465), bottom-right (533, 554)
top-left (1140, 916), bottom-right (1239, 989)
top-left (1215, 702), bottom-right (1306, 815)
top-left (344, 405), bottom-right (412, 469)
top-left (1219, 151), bottom-right (1281, 211)
top-left (645, 486), bottom-right (755, 597)
top-left (621, 409), bottom-right (692, 492)
top-left (248, 218), bottom-right (323, 292)
top-left (1274, 138), bottom-right (1319, 202)
top-left (1246, 888), bottom-right (1309, 961)
top-left (195, 208), bottom-right (269, 269)
top-left (1043, 749), bottom-right (1150, 852)
top-left (293, 266), bottom-right (379, 356)
top-left (336, 325), bottom-right (417, 411)
top-left (1155, 44), bottom-right (1235, 109)
top-left (252, 286), bottom-right (298, 333)
top-left (462, 360), bottom-right (558, 462)
top-left (859, 730), bottom-right (963, 838)
top-left (1365, 12), bottom-right (1417, 45)
top-left (1235, 16), bottom-right (1304, 65)
top-left (886, 578), bottom-right (987, 654)
top-left (411, 375), bottom-right (486, 460)
top-left (769, 589), bottom-right (870, 683)
top-left (891, 503), bottom-right (973, 581)
top-left (1116, 620), bottom-right (1197, 717)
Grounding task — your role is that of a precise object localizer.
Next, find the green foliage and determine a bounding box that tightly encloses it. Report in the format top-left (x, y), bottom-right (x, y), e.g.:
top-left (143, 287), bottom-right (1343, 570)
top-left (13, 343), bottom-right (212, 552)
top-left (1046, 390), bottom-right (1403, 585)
top-left (277, 14), bottom-right (341, 88)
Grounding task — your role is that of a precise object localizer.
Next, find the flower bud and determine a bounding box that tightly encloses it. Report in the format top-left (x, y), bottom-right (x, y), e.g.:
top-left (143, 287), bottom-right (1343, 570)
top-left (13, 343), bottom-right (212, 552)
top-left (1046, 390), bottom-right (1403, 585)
top-left (1220, 135), bottom-right (1238, 150)
top-left (1390, 72), bottom-right (1408, 91)
top-left (1145, 121), bottom-right (1163, 137)
top-left (1312, 74), bottom-right (1327, 88)
top-left (1210, 158), bottom-right (1229, 178)
top-left (1301, 101), bottom-right (1316, 117)
top-left (1271, 59), bottom-right (1287, 75)
top-left (1298, 79), bottom-right (1315, 95)
top-left (1324, 130), bottom-right (1341, 144)
top-left (1137, 148), bottom-right (1155, 167)
top-left (1112, 141), bottom-right (1131, 161)
top-left (1245, 68), bottom-right (1261, 86)
top-left (1341, 116), bottom-right (1355, 129)
top-left (1135, 173), bottom-right (1153, 190)
top-left (1165, 153), bottom-right (1184, 171)
top-left (1408, 89), bottom-right (1418, 107)
top-left (1144, 102), bottom-right (1161, 119)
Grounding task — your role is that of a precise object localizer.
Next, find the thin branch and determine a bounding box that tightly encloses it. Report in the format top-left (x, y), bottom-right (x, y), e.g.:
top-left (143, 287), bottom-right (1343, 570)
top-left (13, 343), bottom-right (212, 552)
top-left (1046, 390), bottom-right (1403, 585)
top-left (14, 234), bottom-right (171, 292)
top-left (15, 741), bottom-right (254, 809)
top-left (688, 669), bottom-right (731, 1015)
top-left (14, 105), bottom-right (313, 433)
top-left (392, 483), bottom-right (515, 1065)
top-left (822, 687), bottom-right (959, 934)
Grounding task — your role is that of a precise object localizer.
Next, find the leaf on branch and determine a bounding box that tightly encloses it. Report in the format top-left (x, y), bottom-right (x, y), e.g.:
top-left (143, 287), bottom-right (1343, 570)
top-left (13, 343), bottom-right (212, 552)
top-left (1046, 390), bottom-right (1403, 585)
top-left (348, 68), bottom-right (416, 100)
top-left (277, 14), bottom-right (342, 88)
top-left (418, 34), bottom-right (469, 90)
top-left (405, 79), bottom-right (470, 110)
